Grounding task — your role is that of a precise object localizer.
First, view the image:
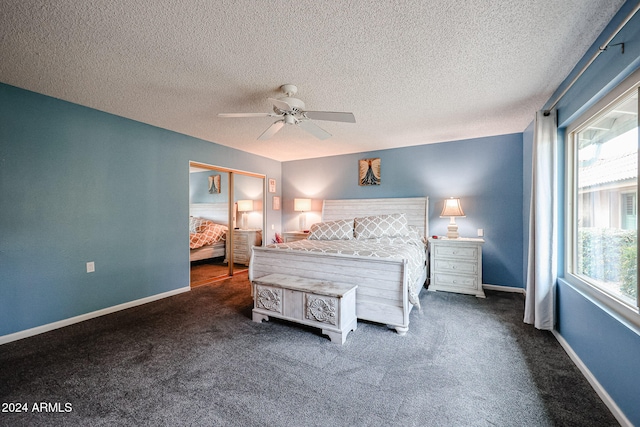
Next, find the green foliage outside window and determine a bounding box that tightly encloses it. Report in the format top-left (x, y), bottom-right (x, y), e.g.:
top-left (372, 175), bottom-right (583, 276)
top-left (621, 241), bottom-right (638, 300)
top-left (578, 228), bottom-right (637, 300)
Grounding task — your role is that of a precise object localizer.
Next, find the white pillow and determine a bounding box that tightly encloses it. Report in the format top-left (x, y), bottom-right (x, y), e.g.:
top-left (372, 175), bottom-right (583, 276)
top-left (307, 219), bottom-right (354, 240)
top-left (407, 225), bottom-right (423, 239)
top-left (354, 213), bottom-right (410, 239)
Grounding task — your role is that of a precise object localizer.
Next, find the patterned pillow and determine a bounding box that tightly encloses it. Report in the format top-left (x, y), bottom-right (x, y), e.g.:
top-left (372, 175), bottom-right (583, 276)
top-left (407, 225), bottom-right (423, 239)
top-left (189, 222), bottom-right (228, 249)
top-left (189, 216), bottom-right (209, 233)
top-left (307, 219), bottom-right (354, 240)
top-left (354, 213), bottom-right (410, 239)
top-left (208, 223), bottom-right (228, 243)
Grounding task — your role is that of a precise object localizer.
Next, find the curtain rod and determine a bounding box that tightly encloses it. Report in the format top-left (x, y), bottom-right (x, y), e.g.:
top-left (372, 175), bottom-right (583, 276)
top-left (544, 2), bottom-right (640, 115)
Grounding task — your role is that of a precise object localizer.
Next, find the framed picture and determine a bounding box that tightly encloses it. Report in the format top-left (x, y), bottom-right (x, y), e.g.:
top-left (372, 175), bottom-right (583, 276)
top-left (359, 158), bottom-right (381, 186)
top-left (208, 174), bottom-right (221, 194)
top-left (268, 178), bottom-right (276, 193)
top-left (272, 196), bottom-right (280, 210)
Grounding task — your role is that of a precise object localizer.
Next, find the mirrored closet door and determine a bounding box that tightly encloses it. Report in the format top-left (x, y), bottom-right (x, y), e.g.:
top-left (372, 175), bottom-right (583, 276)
top-left (189, 162), bottom-right (265, 286)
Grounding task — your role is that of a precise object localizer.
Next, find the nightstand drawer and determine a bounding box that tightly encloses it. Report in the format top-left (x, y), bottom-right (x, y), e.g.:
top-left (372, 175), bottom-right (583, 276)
top-left (233, 241), bottom-right (247, 251)
top-left (433, 272), bottom-right (478, 290)
top-left (433, 245), bottom-right (478, 259)
top-left (433, 259), bottom-right (477, 274)
top-left (234, 234), bottom-right (248, 246)
top-left (234, 248), bottom-right (249, 257)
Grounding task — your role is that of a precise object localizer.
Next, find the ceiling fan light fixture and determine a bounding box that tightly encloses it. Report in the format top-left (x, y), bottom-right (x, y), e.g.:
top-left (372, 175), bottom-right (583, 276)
top-left (218, 84), bottom-right (355, 140)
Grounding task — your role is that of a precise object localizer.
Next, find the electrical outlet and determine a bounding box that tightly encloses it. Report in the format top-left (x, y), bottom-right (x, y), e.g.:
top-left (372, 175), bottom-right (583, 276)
top-left (86, 262), bottom-right (95, 273)
top-left (271, 224), bottom-right (275, 230)
top-left (477, 229), bottom-right (484, 237)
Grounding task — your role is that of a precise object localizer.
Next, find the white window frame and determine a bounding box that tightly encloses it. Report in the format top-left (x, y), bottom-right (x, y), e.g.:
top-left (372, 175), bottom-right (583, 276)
top-left (564, 68), bottom-right (640, 330)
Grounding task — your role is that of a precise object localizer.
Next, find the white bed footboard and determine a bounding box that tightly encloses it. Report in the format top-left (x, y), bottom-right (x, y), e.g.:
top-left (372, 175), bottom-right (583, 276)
top-left (250, 247), bottom-right (416, 332)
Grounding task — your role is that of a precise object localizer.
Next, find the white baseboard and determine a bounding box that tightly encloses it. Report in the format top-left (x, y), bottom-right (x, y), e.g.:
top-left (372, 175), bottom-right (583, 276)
top-left (0, 286), bottom-right (191, 346)
top-left (552, 330), bottom-right (632, 427)
top-left (482, 284), bottom-right (526, 295)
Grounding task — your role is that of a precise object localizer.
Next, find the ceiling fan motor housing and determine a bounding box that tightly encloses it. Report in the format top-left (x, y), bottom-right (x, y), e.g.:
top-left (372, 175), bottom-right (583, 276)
top-left (277, 96), bottom-right (305, 114)
top-left (275, 84), bottom-right (305, 116)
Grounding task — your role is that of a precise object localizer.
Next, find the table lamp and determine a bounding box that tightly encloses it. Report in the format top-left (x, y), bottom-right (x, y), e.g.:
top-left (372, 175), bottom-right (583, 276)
top-left (440, 197), bottom-right (465, 239)
top-left (237, 199), bottom-right (254, 229)
top-left (294, 198), bottom-right (312, 231)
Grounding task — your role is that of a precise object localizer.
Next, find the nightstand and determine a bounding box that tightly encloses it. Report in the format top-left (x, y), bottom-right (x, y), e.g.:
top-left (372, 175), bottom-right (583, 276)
top-left (428, 237), bottom-right (485, 298)
top-left (226, 229), bottom-right (262, 266)
top-left (282, 231), bottom-right (309, 243)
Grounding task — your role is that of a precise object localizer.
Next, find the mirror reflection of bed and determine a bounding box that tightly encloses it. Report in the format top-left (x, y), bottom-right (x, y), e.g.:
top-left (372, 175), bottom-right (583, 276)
top-left (189, 202), bottom-right (232, 286)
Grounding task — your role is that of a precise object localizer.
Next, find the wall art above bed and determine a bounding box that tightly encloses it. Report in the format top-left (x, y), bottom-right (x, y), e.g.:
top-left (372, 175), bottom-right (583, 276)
top-left (208, 174), bottom-right (221, 194)
top-left (359, 158), bottom-right (381, 186)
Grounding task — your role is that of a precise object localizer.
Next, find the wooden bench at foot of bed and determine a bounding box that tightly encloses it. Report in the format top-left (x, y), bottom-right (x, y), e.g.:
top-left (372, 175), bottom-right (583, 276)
top-left (251, 273), bottom-right (358, 344)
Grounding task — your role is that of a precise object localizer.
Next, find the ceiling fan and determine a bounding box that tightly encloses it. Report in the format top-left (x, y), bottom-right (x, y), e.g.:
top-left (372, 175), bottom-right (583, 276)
top-left (218, 84), bottom-right (355, 140)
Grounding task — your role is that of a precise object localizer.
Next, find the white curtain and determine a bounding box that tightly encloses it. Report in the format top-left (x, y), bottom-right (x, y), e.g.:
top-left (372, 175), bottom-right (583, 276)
top-left (524, 110), bottom-right (558, 330)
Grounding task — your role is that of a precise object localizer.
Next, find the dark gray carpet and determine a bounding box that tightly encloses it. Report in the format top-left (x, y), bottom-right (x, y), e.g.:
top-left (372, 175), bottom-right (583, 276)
top-left (0, 275), bottom-right (618, 426)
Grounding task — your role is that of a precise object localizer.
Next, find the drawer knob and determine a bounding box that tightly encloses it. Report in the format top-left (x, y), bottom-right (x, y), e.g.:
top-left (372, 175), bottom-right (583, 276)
top-left (452, 251), bottom-right (458, 254)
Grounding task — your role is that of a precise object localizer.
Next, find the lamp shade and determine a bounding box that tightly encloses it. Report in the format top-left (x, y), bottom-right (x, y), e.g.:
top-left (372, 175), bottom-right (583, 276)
top-left (440, 197), bottom-right (465, 217)
top-left (294, 198), bottom-right (312, 212)
top-left (237, 199), bottom-right (254, 212)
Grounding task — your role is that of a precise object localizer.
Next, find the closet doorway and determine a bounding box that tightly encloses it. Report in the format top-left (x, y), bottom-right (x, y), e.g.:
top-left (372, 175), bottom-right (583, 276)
top-left (189, 162), bottom-right (266, 286)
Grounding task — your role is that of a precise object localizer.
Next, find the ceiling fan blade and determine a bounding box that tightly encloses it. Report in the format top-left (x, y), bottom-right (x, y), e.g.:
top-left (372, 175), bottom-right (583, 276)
top-left (298, 120), bottom-right (332, 140)
top-left (218, 112), bottom-right (273, 118)
top-left (268, 98), bottom-right (293, 112)
top-left (303, 111), bottom-right (356, 123)
top-left (258, 121), bottom-right (285, 140)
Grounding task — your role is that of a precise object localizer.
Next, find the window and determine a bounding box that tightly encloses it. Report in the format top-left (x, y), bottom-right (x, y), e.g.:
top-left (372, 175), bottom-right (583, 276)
top-left (567, 84), bottom-right (639, 313)
top-left (622, 192), bottom-right (637, 230)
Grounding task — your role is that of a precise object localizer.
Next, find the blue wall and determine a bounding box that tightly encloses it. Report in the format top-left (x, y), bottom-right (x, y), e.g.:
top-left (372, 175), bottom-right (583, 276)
top-left (0, 83), bottom-right (281, 337)
top-left (282, 133), bottom-right (524, 289)
top-left (540, 1), bottom-right (640, 424)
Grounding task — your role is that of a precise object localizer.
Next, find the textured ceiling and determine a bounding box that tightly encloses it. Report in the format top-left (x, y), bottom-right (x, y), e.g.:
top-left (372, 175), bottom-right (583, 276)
top-left (0, 1), bottom-right (625, 161)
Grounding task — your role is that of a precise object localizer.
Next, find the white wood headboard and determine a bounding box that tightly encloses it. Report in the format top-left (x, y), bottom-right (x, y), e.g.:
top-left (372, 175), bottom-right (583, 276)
top-left (189, 203), bottom-right (229, 225)
top-left (321, 197), bottom-right (429, 238)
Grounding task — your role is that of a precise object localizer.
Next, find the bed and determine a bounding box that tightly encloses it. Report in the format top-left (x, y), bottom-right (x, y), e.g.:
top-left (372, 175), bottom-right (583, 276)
top-left (249, 197), bottom-right (429, 335)
top-left (189, 203), bottom-right (229, 262)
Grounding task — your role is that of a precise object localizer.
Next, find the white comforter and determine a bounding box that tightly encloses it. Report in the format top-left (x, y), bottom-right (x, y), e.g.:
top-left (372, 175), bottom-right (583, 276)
top-left (265, 235), bottom-right (427, 307)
